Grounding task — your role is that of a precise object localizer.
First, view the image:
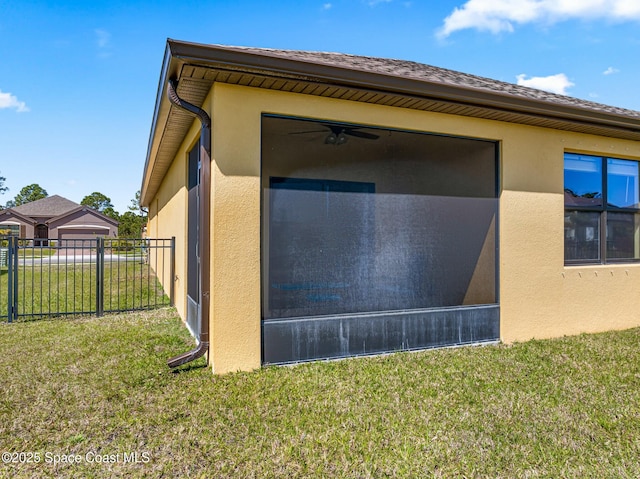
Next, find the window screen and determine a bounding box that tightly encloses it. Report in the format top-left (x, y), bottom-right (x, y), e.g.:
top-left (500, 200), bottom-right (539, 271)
top-left (262, 116), bottom-right (498, 320)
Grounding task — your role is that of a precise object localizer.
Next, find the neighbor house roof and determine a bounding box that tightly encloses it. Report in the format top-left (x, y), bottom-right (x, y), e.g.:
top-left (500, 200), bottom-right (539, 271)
top-left (48, 205), bottom-right (119, 227)
top-left (142, 39), bottom-right (640, 205)
top-left (0, 208), bottom-right (35, 226)
top-left (11, 195), bottom-right (80, 218)
top-left (8, 195), bottom-right (118, 226)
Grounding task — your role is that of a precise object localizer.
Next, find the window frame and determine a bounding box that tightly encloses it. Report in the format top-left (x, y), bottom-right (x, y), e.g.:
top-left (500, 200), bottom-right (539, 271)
top-left (564, 152), bottom-right (640, 265)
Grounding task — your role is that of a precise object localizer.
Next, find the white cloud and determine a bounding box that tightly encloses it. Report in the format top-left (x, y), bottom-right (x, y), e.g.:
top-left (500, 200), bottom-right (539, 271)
top-left (516, 73), bottom-right (575, 94)
top-left (95, 28), bottom-right (111, 48)
top-left (322, 3), bottom-right (332, 10)
top-left (603, 66), bottom-right (619, 75)
top-left (94, 29), bottom-right (113, 58)
top-left (366, 0), bottom-right (393, 6)
top-left (0, 89), bottom-right (29, 112)
top-left (438, 0), bottom-right (640, 38)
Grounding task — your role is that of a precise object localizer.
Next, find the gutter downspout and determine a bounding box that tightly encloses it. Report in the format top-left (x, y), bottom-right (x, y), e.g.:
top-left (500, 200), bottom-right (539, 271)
top-left (166, 78), bottom-right (211, 369)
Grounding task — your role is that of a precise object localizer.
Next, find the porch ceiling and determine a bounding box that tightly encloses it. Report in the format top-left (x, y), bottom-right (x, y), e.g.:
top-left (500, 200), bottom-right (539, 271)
top-left (142, 39), bottom-right (640, 206)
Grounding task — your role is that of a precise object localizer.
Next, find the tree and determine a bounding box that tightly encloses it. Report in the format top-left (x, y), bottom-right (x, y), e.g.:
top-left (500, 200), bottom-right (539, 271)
top-left (128, 190), bottom-right (148, 216)
top-left (0, 172), bottom-right (7, 196)
top-left (81, 192), bottom-right (114, 212)
top-left (13, 184), bottom-right (48, 206)
top-left (118, 211), bottom-right (145, 238)
top-left (0, 173), bottom-right (6, 211)
top-left (102, 206), bottom-right (120, 222)
top-left (121, 190), bottom-right (147, 239)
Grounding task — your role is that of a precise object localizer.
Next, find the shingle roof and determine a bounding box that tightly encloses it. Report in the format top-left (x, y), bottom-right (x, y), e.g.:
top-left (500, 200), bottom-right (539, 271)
top-left (216, 45), bottom-right (640, 119)
top-left (48, 204), bottom-right (119, 226)
top-left (0, 208), bottom-right (35, 225)
top-left (142, 39), bottom-right (640, 205)
top-left (11, 195), bottom-right (80, 217)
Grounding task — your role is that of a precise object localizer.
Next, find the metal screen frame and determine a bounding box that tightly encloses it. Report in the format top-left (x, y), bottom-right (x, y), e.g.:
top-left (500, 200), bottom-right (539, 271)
top-left (261, 115), bottom-right (501, 365)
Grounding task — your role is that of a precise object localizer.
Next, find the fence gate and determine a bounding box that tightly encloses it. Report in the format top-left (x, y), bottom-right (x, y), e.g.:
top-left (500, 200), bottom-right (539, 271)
top-left (1, 237), bottom-right (174, 322)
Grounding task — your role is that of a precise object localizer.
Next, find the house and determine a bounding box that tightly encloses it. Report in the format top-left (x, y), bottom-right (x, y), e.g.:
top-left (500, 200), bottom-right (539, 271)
top-left (0, 195), bottom-right (118, 244)
top-left (142, 39), bottom-right (640, 375)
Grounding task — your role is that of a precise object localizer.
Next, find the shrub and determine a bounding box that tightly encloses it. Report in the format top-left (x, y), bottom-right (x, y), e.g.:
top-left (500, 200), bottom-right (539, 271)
top-left (110, 239), bottom-right (135, 252)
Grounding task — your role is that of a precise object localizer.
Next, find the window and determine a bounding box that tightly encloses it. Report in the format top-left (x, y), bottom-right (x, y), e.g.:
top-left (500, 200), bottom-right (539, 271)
top-left (564, 152), bottom-right (640, 263)
top-left (0, 224), bottom-right (20, 238)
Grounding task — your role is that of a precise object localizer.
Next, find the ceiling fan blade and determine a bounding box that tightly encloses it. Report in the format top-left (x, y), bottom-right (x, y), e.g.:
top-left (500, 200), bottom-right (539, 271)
top-left (288, 123), bottom-right (379, 140)
top-left (344, 129), bottom-right (380, 140)
top-left (288, 129), bottom-right (327, 135)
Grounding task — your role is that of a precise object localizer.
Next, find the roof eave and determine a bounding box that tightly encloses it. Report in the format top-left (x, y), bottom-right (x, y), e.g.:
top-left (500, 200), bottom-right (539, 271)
top-left (0, 209), bottom-right (37, 225)
top-left (47, 205), bottom-right (119, 226)
top-left (141, 42), bottom-right (184, 206)
top-left (141, 39), bottom-right (640, 205)
top-left (164, 40), bottom-right (640, 131)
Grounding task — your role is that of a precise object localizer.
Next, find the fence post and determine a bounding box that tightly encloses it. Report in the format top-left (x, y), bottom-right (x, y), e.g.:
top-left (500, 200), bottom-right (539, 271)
top-left (170, 236), bottom-right (176, 307)
top-left (7, 237), bottom-right (18, 323)
top-left (96, 237), bottom-right (104, 317)
top-left (6, 237), bottom-right (12, 322)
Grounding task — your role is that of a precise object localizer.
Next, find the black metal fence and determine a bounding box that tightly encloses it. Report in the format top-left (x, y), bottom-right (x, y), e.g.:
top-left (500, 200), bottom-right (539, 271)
top-left (0, 237), bottom-right (175, 322)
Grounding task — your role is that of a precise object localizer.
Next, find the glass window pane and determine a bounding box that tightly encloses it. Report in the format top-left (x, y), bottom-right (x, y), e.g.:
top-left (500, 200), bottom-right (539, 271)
top-left (607, 212), bottom-right (640, 260)
top-left (564, 153), bottom-right (603, 207)
top-left (564, 210), bottom-right (600, 262)
top-left (607, 158), bottom-right (639, 209)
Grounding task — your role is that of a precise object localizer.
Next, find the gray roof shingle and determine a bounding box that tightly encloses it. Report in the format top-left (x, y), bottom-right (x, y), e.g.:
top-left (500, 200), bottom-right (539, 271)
top-left (11, 195), bottom-right (80, 217)
top-left (142, 39), bottom-right (640, 206)
top-left (216, 45), bottom-right (640, 119)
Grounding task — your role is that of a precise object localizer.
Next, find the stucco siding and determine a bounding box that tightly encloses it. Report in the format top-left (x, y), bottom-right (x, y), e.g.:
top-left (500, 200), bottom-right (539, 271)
top-left (147, 119), bottom-right (200, 323)
top-left (149, 80), bottom-right (640, 374)
top-left (501, 130), bottom-right (640, 342)
top-left (209, 83), bottom-right (640, 373)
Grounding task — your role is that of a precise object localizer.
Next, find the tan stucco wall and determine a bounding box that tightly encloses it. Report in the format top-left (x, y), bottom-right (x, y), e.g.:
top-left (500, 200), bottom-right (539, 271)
top-left (500, 133), bottom-right (640, 342)
top-left (147, 121), bottom-right (200, 321)
top-left (153, 81), bottom-right (640, 374)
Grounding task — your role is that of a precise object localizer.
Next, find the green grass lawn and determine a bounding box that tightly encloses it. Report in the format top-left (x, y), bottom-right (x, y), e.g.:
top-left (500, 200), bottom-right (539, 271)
top-left (17, 248), bottom-right (57, 258)
top-left (1, 309), bottom-right (639, 478)
top-left (0, 263), bottom-right (169, 319)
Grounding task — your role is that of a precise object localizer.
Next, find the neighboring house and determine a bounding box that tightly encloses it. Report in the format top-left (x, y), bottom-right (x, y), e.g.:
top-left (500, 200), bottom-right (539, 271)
top-left (0, 195), bottom-right (118, 244)
top-left (142, 39), bottom-right (640, 375)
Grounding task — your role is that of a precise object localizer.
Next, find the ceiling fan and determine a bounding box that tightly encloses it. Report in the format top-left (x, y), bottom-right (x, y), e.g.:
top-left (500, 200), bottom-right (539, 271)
top-left (290, 123), bottom-right (380, 145)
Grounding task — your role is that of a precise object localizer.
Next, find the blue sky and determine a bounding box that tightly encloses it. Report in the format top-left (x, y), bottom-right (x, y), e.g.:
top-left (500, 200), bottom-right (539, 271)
top-left (1, 0), bottom-right (640, 213)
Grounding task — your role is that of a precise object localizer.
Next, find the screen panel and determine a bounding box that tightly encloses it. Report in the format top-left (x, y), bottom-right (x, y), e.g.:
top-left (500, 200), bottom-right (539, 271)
top-left (261, 116), bottom-right (499, 363)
